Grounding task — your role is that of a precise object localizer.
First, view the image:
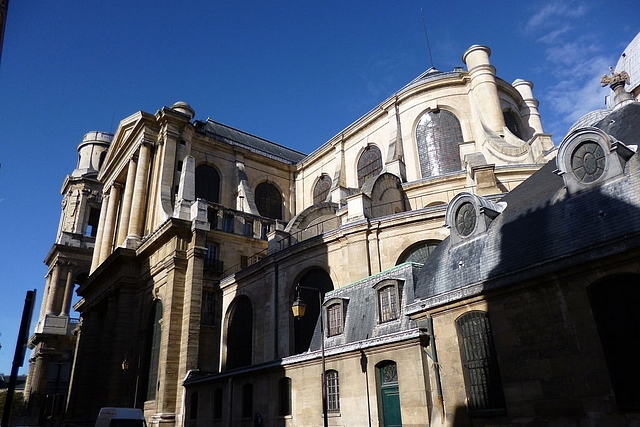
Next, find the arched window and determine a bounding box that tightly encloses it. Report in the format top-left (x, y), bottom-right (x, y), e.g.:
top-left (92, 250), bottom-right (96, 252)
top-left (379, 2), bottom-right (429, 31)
top-left (146, 300), bottom-right (163, 400)
top-left (589, 273), bottom-right (640, 411)
top-left (456, 311), bottom-right (505, 414)
top-left (396, 240), bottom-right (441, 265)
top-left (357, 145), bottom-right (382, 187)
top-left (195, 165), bottom-right (221, 203)
top-left (326, 370), bottom-right (340, 412)
top-left (416, 110), bottom-right (463, 178)
top-left (503, 110), bottom-right (523, 138)
top-left (226, 296), bottom-right (253, 370)
top-left (313, 175), bottom-right (332, 205)
top-left (279, 377), bottom-right (292, 416)
top-left (255, 182), bottom-right (282, 220)
top-left (292, 269), bottom-right (334, 355)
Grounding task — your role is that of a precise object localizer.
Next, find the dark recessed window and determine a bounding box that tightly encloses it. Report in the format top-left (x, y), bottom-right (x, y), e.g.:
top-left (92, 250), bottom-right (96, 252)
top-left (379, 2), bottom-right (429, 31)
top-left (213, 388), bottom-right (223, 420)
top-left (456, 311), bottom-right (505, 415)
top-left (416, 110), bottom-right (463, 178)
top-left (279, 377), bottom-right (292, 416)
top-left (201, 290), bottom-right (215, 326)
top-left (589, 274), bottom-right (640, 411)
top-left (195, 165), bottom-right (220, 203)
top-left (357, 145), bottom-right (382, 187)
top-left (242, 383), bottom-right (253, 418)
top-left (255, 182), bottom-right (283, 220)
top-left (226, 297), bottom-right (253, 370)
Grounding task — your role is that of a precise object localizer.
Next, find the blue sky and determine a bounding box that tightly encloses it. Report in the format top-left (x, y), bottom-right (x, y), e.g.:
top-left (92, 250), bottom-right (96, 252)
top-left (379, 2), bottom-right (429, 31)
top-left (0, 0), bottom-right (638, 374)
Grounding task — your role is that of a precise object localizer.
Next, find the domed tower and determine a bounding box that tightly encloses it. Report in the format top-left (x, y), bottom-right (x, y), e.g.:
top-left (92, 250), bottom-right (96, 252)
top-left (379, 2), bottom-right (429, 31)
top-left (24, 131), bottom-right (112, 425)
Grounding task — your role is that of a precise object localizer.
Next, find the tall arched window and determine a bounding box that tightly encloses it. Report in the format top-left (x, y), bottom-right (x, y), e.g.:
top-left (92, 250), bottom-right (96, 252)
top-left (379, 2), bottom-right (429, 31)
top-left (326, 370), bottom-right (340, 412)
top-left (456, 311), bottom-right (505, 414)
top-left (279, 377), bottom-right (292, 416)
top-left (416, 110), bottom-right (463, 178)
top-left (255, 182), bottom-right (282, 220)
top-left (313, 175), bottom-right (332, 205)
top-left (242, 383), bottom-right (253, 418)
top-left (589, 273), bottom-right (640, 411)
top-left (146, 300), bottom-right (163, 400)
top-left (357, 145), bottom-right (382, 187)
top-left (292, 269), bottom-right (334, 355)
top-left (195, 165), bottom-right (220, 203)
top-left (503, 110), bottom-right (523, 138)
top-left (226, 296), bottom-right (253, 370)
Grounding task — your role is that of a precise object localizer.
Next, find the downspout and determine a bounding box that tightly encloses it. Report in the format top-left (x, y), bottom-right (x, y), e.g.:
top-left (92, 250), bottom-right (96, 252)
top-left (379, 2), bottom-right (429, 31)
top-left (422, 316), bottom-right (444, 423)
top-left (274, 262), bottom-right (279, 359)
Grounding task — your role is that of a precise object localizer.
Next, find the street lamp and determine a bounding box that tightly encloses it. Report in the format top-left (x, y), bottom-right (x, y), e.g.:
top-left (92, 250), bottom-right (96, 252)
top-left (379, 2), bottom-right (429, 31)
top-left (291, 285), bottom-right (328, 427)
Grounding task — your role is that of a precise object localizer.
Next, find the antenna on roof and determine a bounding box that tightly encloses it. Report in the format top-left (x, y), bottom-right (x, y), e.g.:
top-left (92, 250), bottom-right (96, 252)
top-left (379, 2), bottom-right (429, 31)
top-left (421, 8), bottom-right (435, 69)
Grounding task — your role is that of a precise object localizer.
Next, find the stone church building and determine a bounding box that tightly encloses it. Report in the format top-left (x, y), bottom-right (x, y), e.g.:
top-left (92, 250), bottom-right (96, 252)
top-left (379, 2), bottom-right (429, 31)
top-left (24, 37), bottom-right (640, 427)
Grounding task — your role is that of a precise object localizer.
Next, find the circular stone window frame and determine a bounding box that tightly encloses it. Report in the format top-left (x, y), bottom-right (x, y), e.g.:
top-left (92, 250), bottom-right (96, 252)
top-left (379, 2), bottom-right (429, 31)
top-left (445, 192), bottom-right (505, 245)
top-left (556, 126), bottom-right (634, 194)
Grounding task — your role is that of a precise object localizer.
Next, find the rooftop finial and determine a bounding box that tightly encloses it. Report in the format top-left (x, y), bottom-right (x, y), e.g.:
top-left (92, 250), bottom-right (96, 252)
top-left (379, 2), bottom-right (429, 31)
top-left (601, 68), bottom-right (635, 109)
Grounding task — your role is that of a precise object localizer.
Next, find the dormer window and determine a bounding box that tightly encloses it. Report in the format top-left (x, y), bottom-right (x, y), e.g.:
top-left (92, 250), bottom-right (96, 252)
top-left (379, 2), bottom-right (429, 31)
top-left (374, 280), bottom-right (402, 323)
top-left (556, 127), bottom-right (634, 193)
top-left (446, 192), bottom-right (505, 245)
top-left (325, 298), bottom-right (347, 336)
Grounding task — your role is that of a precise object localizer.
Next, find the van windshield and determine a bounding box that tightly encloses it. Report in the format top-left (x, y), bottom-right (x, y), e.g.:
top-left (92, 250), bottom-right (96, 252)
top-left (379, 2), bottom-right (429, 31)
top-left (109, 420), bottom-right (146, 427)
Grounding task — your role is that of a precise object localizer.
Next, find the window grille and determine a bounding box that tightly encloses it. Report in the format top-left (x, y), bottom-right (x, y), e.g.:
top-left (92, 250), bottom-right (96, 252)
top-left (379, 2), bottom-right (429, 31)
top-left (456, 311), bottom-right (505, 414)
top-left (378, 285), bottom-right (398, 322)
top-left (201, 291), bottom-right (215, 325)
top-left (357, 145), bottom-right (382, 187)
top-left (326, 370), bottom-right (340, 412)
top-left (327, 303), bottom-right (343, 336)
top-left (416, 110), bottom-right (463, 178)
top-left (313, 175), bottom-right (332, 204)
top-left (255, 182), bottom-right (283, 220)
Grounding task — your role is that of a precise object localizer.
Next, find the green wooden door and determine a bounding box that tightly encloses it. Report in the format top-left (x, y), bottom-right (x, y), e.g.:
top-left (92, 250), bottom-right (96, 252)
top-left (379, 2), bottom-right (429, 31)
top-left (378, 362), bottom-right (402, 427)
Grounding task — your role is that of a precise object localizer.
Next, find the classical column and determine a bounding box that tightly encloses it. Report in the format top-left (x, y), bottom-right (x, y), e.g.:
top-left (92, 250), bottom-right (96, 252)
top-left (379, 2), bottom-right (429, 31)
top-left (116, 157), bottom-right (138, 246)
top-left (127, 141), bottom-right (152, 240)
top-left (90, 192), bottom-right (110, 273)
top-left (98, 183), bottom-right (122, 264)
top-left (45, 263), bottom-right (60, 315)
top-left (61, 263), bottom-right (75, 316)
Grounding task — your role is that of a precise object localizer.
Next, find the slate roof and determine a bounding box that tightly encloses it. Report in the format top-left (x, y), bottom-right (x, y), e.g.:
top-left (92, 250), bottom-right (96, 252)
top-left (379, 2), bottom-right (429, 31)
top-left (194, 119), bottom-right (307, 164)
top-left (410, 102), bottom-right (640, 312)
top-left (307, 262), bottom-right (421, 352)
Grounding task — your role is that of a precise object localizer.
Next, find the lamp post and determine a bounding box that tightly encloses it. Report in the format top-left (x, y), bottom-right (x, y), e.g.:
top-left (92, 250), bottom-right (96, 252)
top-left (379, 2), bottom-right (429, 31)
top-left (291, 285), bottom-right (328, 427)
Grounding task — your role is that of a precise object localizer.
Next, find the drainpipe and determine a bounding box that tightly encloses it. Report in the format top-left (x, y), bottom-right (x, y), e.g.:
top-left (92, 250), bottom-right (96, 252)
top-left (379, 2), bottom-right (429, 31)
top-left (421, 316), bottom-right (444, 423)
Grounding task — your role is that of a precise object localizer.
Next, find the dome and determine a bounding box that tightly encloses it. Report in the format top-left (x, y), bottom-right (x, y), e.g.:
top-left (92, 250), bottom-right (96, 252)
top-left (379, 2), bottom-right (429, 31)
top-left (615, 32), bottom-right (640, 94)
top-left (565, 109), bottom-right (611, 136)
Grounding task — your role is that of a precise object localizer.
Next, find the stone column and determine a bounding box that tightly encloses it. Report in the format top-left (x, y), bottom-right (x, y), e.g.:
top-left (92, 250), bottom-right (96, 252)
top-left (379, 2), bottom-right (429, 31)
top-left (91, 193), bottom-right (110, 273)
top-left (512, 79), bottom-right (544, 135)
top-left (127, 141), bottom-right (152, 240)
top-left (61, 263), bottom-right (75, 316)
top-left (98, 183), bottom-right (122, 264)
top-left (462, 45), bottom-right (505, 134)
top-left (116, 157), bottom-right (138, 246)
top-left (45, 262), bottom-right (60, 315)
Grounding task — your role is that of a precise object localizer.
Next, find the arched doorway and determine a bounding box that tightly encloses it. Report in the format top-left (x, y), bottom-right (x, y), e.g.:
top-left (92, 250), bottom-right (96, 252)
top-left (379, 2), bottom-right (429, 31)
top-left (377, 360), bottom-right (402, 427)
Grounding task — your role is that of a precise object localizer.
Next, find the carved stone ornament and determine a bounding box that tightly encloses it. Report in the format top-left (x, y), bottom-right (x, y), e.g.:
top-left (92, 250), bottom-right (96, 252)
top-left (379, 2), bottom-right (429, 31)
top-left (601, 67), bottom-right (630, 88)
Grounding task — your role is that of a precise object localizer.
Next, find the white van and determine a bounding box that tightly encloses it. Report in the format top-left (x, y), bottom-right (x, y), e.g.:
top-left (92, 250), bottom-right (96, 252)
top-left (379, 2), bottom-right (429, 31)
top-left (95, 407), bottom-right (146, 427)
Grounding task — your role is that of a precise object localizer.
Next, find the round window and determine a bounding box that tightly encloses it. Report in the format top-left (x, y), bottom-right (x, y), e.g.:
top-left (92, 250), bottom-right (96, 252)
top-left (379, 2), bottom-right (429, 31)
top-left (571, 141), bottom-right (606, 183)
top-left (455, 202), bottom-right (476, 237)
